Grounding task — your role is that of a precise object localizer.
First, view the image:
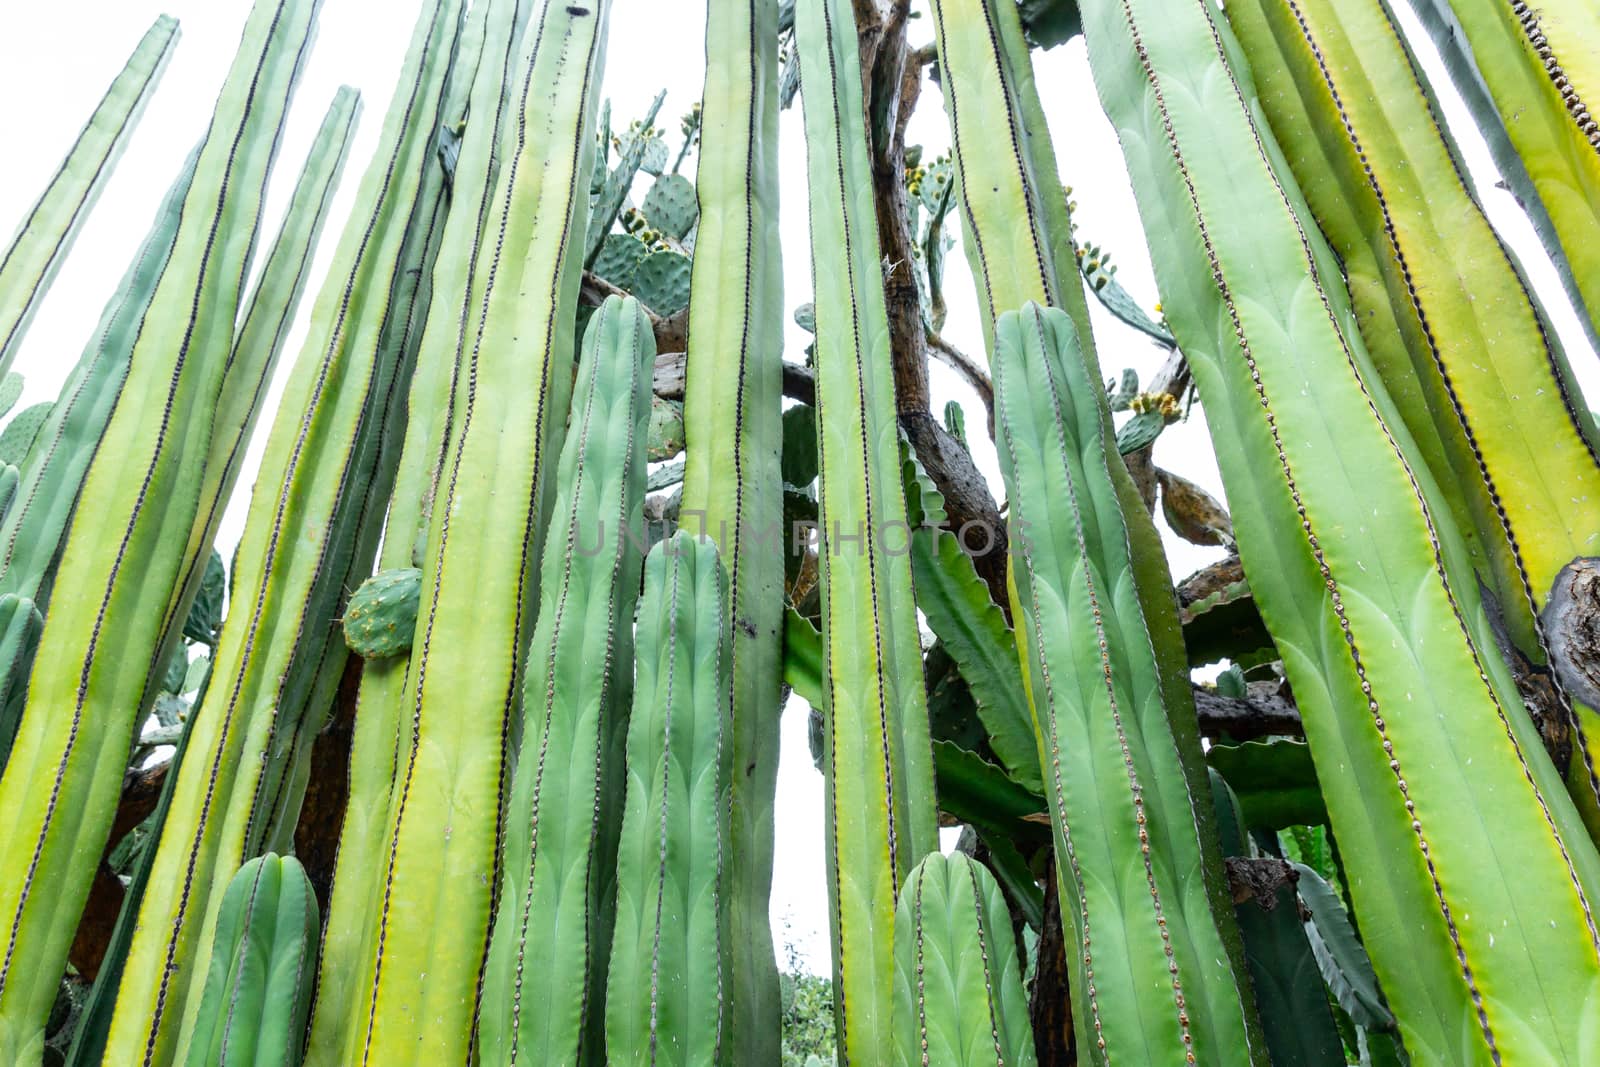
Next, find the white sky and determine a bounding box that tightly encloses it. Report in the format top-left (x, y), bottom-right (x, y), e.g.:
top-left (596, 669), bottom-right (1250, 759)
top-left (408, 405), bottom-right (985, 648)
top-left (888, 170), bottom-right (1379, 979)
top-left (1, 0), bottom-right (1595, 976)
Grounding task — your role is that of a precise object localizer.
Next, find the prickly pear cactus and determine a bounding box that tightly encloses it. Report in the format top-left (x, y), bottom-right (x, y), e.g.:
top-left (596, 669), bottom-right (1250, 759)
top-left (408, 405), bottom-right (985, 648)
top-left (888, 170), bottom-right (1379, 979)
top-left (593, 233), bottom-right (650, 291)
top-left (633, 249), bottom-right (693, 316)
top-left (0, 401), bottom-right (50, 467)
top-left (341, 567), bottom-right (422, 659)
top-left (641, 173), bottom-right (698, 241)
top-left (183, 853), bottom-right (319, 1067)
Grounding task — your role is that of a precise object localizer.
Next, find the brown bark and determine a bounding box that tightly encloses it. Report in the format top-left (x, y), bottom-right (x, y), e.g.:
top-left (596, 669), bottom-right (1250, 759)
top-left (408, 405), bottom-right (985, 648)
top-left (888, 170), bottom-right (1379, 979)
top-left (294, 654), bottom-right (364, 915)
top-left (1030, 862), bottom-right (1076, 1066)
top-left (901, 409), bottom-right (1011, 613)
top-left (68, 760), bottom-right (171, 979)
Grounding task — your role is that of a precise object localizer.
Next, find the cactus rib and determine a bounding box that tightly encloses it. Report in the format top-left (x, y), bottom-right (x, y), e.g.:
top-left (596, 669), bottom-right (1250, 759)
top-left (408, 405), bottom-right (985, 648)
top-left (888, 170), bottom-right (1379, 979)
top-left (794, 0), bottom-right (940, 1059)
top-left (0, 2), bottom-right (319, 1058)
top-left (677, 0), bottom-right (786, 1059)
top-left (0, 14), bottom-right (179, 375)
top-left (1078, 0), bottom-right (1600, 1058)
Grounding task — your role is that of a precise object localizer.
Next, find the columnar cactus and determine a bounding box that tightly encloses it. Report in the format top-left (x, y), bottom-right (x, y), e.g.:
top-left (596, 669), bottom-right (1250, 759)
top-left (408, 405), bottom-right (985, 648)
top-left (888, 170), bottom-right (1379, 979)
top-left (304, 1), bottom-right (533, 1060)
top-left (59, 90), bottom-right (359, 1067)
top-left (350, 4), bottom-right (611, 1061)
top-left (478, 294), bottom-right (653, 1065)
top-left (182, 854), bottom-right (318, 1067)
top-left (1407, 0), bottom-right (1600, 345)
top-left (0, 145), bottom-right (199, 771)
top-left (606, 532), bottom-right (733, 1067)
top-left (103, 2), bottom-right (464, 1059)
top-left (794, 0), bottom-right (941, 1059)
top-left (1078, 0), bottom-right (1600, 1059)
top-left (1228, 0), bottom-right (1600, 831)
top-left (993, 303), bottom-right (1258, 1065)
top-left (0, 1), bottom-right (319, 1057)
top-left (0, 14), bottom-right (178, 375)
top-left (891, 853), bottom-right (1037, 1067)
top-left (677, 0), bottom-right (786, 1058)
top-left (928, 2), bottom-right (1259, 1059)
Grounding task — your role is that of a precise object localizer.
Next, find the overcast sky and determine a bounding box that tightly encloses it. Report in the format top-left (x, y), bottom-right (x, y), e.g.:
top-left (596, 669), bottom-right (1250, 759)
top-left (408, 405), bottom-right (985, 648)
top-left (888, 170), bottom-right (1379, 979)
top-left (2, 0), bottom-right (1595, 975)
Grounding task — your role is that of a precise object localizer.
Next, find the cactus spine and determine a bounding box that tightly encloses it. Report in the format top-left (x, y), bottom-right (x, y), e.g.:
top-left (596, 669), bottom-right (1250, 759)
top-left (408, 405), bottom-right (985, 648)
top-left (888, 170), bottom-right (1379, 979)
top-left (0, 14), bottom-right (179, 375)
top-left (0, 1), bottom-right (319, 1058)
top-left (891, 853), bottom-right (1036, 1067)
top-left (103, 2), bottom-right (466, 1060)
top-left (353, 5), bottom-right (610, 1059)
top-left (677, 1), bottom-right (786, 1058)
top-left (1078, 0), bottom-right (1600, 1059)
top-left (478, 294), bottom-right (653, 1065)
top-left (794, 0), bottom-right (941, 1059)
top-left (1227, 0), bottom-right (1600, 832)
top-left (182, 854), bottom-right (318, 1067)
top-left (605, 532), bottom-right (733, 1067)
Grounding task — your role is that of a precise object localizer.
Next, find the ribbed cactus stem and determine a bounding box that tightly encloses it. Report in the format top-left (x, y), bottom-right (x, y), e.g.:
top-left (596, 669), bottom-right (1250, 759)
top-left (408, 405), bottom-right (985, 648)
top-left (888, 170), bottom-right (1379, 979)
top-left (993, 303), bottom-right (1256, 1065)
top-left (478, 293), bottom-right (653, 1066)
top-left (891, 853), bottom-right (1037, 1067)
top-left (351, 4), bottom-right (610, 1061)
top-left (0, 14), bottom-right (179, 375)
top-left (794, 0), bottom-right (941, 1059)
top-left (103, 3), bottom-right (466, 1059)
top-left (1078, 0), bottom-right (1600, 1058)
top-left (606, 531), bottom-right (733, 1067)
top-left (677, 0), bottom-right (786, 1055)
top-left (182, 854), bottom-right (318, 1067)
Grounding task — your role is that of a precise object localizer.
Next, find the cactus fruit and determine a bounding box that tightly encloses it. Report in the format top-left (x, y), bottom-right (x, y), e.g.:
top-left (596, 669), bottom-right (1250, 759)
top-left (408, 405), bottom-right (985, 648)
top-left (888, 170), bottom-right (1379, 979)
top-left (606, 532), bottom-right (732, 1067)
top-left (182, 854), bottom-right (318, 1067)
top-left (891, 853), bottom-right (1037, 1067)
top-left (342, 569), bottom-right (423, 659)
